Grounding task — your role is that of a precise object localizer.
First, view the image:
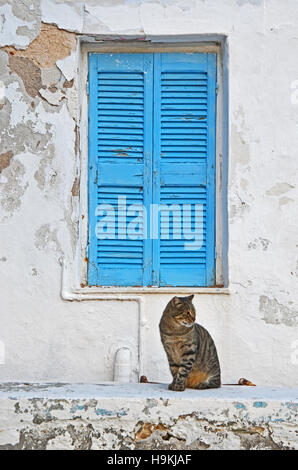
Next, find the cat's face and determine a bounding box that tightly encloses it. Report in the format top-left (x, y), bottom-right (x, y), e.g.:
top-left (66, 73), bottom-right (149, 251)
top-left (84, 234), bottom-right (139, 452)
top-left (169, 295), bottom-right (196, 328)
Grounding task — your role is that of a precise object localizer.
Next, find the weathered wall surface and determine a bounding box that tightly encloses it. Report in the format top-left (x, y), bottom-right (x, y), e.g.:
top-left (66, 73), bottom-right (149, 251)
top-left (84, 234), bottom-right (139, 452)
top-left (0, 0), bottom-right (298, 386)
top-left (0, 383), bottom-right (297, 450)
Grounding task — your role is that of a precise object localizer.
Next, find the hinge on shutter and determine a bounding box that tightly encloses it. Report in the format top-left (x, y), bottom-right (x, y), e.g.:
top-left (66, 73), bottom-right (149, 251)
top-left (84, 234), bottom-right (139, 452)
top-left (86, 77), bottom-right (89, 95)
top-left (216, 83), bottom-right (219, 95)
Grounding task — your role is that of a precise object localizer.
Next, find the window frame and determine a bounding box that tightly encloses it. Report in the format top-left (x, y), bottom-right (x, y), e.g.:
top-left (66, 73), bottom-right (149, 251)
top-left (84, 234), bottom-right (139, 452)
top-left (74, 39), bottom-right (228, 295)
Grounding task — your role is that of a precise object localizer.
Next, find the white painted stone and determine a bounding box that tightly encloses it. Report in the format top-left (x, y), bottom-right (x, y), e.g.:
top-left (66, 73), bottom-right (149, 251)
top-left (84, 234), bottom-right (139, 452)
top-left (56, 51), bottom-right (76, 82)
top-left (0, 383), bottom-right (296, 449)
top-left (39, 88), bottom-right (65, 106)
top-left (0, 3), bottom-right (35, 49)
top-left (83, 3), bottom-right (143, 35)
top-left (40, 0), bottom-right (84, 33)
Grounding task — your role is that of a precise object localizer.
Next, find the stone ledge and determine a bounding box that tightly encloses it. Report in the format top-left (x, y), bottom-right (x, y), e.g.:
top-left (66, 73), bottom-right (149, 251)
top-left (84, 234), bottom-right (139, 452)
top-left (0, 383), bottom-right (297, 450)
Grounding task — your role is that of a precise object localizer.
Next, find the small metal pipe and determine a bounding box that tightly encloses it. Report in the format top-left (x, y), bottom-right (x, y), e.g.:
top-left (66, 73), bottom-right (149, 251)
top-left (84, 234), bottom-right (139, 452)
top-left (60, 259), bottom-right (145, 377)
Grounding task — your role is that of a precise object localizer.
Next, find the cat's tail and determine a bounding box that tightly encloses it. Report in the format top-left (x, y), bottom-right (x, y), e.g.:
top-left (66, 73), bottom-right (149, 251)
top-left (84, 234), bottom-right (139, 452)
top-left (237, 377), bottom-right (256, 386)
top-left (140, 375), bottom-right (256, 386)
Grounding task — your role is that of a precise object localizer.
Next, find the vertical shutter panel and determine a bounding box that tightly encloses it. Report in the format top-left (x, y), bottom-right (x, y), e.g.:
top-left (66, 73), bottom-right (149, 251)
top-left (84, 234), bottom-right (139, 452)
top-left (88, 53), bottom-right (153, 286)
top-left (152, 53), bottom-right (216, 287)
top-left (88, 52), bottom-right (216, 288)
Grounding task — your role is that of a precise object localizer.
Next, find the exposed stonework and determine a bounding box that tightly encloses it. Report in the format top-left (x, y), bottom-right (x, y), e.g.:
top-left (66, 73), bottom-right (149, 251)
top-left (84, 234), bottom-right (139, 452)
top-left (0, 150), bottom-right (13, 173)
top-left (2, 23), bottom-right (77, 68)
top-left (8, 55), bottom-right (42, 97)
top-left (71, 176), bottom-right (80, 197)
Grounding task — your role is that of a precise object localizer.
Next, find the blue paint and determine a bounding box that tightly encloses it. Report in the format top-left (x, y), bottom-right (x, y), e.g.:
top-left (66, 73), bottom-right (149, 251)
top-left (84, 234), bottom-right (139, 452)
top-left (285, 402), bottom-right (298, 409)
top-left (95, 408), bottom-right (127, 417)
top-left (253, 401), bottom-right (268, 408)
top-left (154, 52), bottom-right (217, 287)
top-left (88, 53), bottom-right (153, 286)
top-left (88, 52), bottom-right (217, 287)
top-left (234, 402), bottom-right (246, 410)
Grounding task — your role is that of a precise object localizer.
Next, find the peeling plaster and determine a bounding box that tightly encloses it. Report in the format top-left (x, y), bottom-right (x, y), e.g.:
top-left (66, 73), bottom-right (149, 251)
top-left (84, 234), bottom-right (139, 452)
top-left (39, 87), bottom-right (65, 106)
top-left (0, 383), bottom-right (296, 450)
top-left (41, 66), bottom-right (62, 88)
top-left (8, 55), bottom-right (42, 97)
top-left (248, 238), bottom-right (271, 251)
top-left (34, 223), bottom-right (62, 254)
top-left (2, 23), bottom-right (77, 68)
top-left (279, 196), bottom-right (294, 207)
top-left (259, 296), bottom-right (298, 327)
top-left (71, 177), bottom-right (80, 197)
top-left (33, 143), bottom-right (57, 190)
top-left (266, 183), bottom-right (294, 197)
top-left (0, 150), bottom-right (13, 172)
top-left (56, 51), bottom-right (76, 82)
top-left (0, 1), bottom-right (40, 49)
top-left (0, 159), bottom-right (28, 214)
top-left (40, 0), bottom-right (84, 33)
top-left (231, 123), bottom-right (250, 167)
top-left (0, 118), bottom-right (53, 160)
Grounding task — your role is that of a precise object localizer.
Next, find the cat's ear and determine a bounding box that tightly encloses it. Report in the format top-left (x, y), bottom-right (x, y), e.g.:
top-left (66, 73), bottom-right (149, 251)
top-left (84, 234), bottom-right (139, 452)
top-left (187, 294), bottom-right (194, 302)
top-left (171, 296), bottom-right (181, 307)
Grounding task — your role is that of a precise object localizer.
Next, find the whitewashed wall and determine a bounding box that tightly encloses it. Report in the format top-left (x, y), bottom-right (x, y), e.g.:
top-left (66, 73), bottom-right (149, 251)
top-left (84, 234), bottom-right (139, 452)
top-left (0, 0), bottom-right (298, 387)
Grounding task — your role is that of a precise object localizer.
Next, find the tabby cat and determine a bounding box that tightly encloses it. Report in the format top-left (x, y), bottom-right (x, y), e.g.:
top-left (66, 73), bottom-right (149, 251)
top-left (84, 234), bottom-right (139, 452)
top-left (159, 295), bottom-right (221, 391)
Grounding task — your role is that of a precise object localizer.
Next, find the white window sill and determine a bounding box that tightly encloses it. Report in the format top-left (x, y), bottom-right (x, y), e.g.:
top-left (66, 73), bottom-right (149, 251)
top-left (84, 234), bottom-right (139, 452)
top-left (61, 285), bottom-right (230, 301)
top-left (61, 260), bottom-right (230, 301)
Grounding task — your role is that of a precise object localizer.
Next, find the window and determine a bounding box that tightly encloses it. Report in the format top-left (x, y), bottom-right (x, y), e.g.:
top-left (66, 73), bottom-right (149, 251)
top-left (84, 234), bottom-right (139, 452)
top-left (88, 52), bottom-right (216, 287)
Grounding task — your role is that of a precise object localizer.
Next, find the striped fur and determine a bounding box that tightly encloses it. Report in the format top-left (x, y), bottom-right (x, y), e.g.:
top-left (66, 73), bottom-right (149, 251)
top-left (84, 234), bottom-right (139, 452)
top-left (159, 295), bottom-right (221, 391)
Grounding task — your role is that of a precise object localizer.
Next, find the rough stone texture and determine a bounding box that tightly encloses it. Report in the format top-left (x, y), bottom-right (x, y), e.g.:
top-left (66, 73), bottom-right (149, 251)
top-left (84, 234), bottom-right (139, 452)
top-left (0, 150), bottom-right (13, 172)
top-left (2, 23), bottom-right (77, 68)
top-left (8, 56), bottom-right (42, 97)
top-left (0, 0), bottom-right (298, 390)
top-left (0, 383), bottom-right (297, 450)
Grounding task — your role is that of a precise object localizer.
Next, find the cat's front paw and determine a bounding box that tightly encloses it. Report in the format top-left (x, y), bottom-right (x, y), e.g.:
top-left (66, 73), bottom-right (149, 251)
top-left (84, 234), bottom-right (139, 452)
top-left (168, 382), bottom-right (185, 392)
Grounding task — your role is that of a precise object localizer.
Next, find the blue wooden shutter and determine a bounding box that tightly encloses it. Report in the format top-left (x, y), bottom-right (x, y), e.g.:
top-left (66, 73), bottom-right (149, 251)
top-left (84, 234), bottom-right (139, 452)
top-left (88, 53), bottom-right (153, 286)
top-left (152, 53), bottom-right (216, 287)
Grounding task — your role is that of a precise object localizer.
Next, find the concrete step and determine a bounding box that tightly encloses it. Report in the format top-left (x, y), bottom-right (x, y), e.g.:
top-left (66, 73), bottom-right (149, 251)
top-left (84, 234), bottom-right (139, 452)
top-left (0, 382), bottom-right (297, 450)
